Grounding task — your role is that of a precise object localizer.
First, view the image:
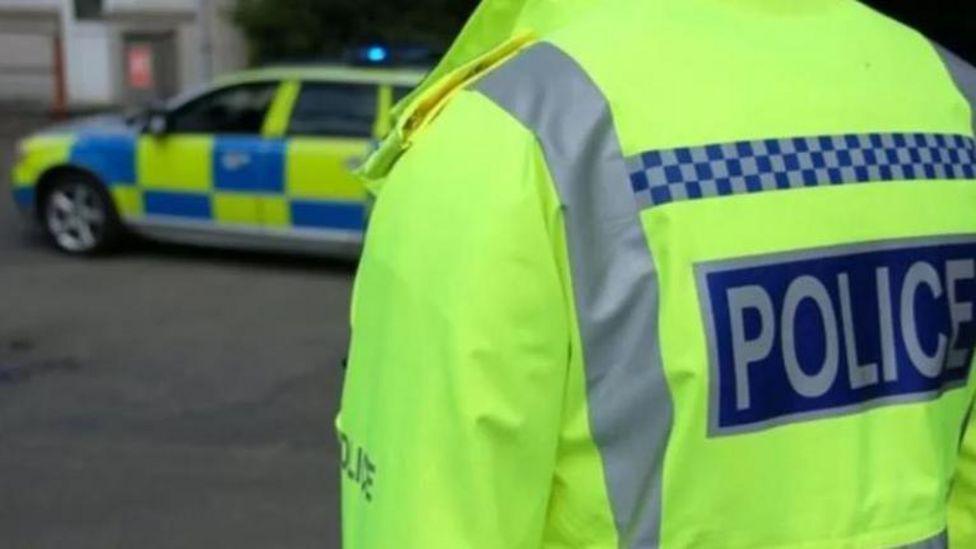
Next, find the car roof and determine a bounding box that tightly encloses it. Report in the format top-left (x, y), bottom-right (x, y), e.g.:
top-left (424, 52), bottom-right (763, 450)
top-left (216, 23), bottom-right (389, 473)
top-left (216, 65), bottom-right (429, 88)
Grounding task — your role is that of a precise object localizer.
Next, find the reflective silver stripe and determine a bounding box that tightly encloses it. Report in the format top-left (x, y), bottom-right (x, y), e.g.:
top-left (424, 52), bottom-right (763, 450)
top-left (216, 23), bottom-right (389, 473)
top-left (475, 43), bottom-right (673, 548)
top-left (933, 43), bottom-right (976, 135)
top-left (898, 530), bottom-right (947, 549)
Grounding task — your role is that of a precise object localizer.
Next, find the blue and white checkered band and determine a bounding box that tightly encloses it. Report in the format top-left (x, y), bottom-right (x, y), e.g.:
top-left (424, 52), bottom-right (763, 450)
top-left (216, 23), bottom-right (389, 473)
top-left (626, 133), bottom-right (976, 209)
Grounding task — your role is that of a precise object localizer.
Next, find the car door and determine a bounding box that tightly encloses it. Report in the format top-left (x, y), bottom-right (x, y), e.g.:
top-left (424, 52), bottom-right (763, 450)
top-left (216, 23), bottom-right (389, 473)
top-left (281, 81), bottom-right (379, 236)
top-left (136, 81), bottom-right (282, 230)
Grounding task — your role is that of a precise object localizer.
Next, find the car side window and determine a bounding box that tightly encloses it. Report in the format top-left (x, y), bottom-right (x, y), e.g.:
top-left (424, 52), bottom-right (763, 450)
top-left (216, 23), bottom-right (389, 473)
top-left (168, 82), bottom-right (278, 135)
top-left (288, 82), bottom-right (378, 138)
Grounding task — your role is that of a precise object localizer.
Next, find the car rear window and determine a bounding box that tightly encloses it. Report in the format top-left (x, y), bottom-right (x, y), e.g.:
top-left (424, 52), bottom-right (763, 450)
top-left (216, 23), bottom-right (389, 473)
top-left (288, 82), bottom-right (378, 138)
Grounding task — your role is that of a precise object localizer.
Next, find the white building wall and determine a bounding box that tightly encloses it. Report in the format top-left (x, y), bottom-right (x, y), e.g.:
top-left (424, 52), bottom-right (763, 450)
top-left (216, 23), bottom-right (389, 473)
top-left (176, 20), bottom-right (202, 89)
top-left (0, 0), bottom-right (248, 108)
top-left (0, 0), bottom-right (60, 10)
top-left (0, 0), bottom-right (60, 105)
top-left (104, 0), bottom-right (196, 13)
top-left (207, 0), bottom-right (247, 78)
top-left (62, 20), bottom-right (116, 107)
top-left (0, 31), bottom-right (55, 103)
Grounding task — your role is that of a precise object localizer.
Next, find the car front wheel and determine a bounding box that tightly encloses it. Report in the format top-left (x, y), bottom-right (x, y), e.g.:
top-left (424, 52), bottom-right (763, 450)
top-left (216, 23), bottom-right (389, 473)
top-left (42, 175), bottom-right (121, 255)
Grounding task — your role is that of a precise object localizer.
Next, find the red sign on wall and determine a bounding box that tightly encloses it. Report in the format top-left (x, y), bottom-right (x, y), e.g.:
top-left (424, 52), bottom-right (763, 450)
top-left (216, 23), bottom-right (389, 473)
top-left (127, 45), bottom-right (154, 90)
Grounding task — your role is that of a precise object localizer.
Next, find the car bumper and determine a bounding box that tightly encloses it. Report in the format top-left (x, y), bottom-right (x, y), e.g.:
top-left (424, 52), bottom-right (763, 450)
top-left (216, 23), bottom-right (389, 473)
top-left (9, 163), bottom-right (36, 219)
top-left (11, 186), bottom-right (35, 215)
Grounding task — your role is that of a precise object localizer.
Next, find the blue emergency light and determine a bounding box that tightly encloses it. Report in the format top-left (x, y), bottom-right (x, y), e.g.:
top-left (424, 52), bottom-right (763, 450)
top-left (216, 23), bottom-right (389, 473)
top-left (366, 46), bottom-right (389, 63)
top-left (344, 44), bottom-right (440, 67)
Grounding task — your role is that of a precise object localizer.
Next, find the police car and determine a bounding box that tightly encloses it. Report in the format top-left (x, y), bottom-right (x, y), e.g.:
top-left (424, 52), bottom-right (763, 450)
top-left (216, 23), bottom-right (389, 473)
top-left (9, 60), bottom-right (425, 255)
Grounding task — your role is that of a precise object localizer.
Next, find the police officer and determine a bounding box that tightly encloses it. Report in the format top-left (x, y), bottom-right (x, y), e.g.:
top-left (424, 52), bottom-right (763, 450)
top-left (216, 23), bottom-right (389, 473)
top-left (338, 1), bottom-right (976, 547)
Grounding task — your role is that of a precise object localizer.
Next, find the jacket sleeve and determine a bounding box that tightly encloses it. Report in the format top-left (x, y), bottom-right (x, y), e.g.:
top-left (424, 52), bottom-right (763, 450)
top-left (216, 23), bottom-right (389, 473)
top-left (338, 90), bottom-right (570, 548)
top-left (933, 43), bottom-right (976, 547)
top-left (950, 408), bottom-right (976, 546)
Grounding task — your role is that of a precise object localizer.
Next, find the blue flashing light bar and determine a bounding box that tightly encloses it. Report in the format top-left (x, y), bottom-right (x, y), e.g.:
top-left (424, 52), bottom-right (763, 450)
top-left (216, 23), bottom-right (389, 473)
top-left (366, 46), bottom-right (389, 63)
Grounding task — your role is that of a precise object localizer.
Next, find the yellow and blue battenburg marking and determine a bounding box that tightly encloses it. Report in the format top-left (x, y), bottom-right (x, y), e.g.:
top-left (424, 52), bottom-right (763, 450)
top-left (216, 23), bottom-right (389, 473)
top-left (628, 133), bottom-right (976, 208)
top-left (11, 134), bottom-right (73, 212)
top-left (63, 132), bottom-right (366, 232)
top-left (70, 134), bottom-right (137, 186)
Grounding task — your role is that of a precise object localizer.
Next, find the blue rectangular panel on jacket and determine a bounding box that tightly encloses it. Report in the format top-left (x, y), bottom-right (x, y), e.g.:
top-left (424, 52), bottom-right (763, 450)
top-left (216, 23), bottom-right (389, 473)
top-left (697, 236), bottom-right (976, 435)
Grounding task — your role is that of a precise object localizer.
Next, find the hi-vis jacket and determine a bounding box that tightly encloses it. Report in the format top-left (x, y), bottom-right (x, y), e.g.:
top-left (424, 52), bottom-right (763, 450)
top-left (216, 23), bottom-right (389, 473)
top-left (338, 1), bottom-right (976, 547)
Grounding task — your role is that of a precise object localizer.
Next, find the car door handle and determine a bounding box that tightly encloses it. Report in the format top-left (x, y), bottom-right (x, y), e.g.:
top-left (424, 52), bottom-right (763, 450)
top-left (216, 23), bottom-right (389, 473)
top-left (221, 152), bottom-right (252, 171)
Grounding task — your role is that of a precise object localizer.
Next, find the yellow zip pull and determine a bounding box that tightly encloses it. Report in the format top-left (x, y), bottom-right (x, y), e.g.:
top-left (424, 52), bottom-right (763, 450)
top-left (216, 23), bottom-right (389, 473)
top-left (357, 32), bottom-right (537, 190)
top-left (400, 32), bottom-right (537, 145)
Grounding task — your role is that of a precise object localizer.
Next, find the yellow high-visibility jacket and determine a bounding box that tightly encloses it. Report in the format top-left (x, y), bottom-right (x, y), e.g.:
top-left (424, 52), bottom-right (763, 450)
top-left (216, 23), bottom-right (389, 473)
top-left (340, 1), bottom-right (976, 547)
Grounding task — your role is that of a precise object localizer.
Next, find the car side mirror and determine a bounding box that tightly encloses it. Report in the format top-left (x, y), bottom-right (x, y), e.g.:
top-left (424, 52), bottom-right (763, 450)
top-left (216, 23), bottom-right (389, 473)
top-left (146, 108), bottom-right (169, 136)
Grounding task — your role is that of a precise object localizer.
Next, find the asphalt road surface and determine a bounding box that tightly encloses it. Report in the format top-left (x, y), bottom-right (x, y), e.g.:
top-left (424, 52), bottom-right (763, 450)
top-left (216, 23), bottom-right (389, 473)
top-left (0, 108), bottom-right (350, 548)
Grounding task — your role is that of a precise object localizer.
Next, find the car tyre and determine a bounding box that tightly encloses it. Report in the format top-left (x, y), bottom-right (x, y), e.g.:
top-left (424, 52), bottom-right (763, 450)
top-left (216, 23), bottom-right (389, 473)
top-left (41, 174), bottom-right (123, 256)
